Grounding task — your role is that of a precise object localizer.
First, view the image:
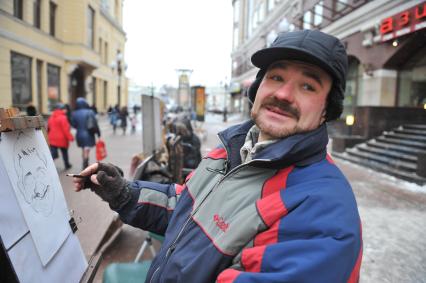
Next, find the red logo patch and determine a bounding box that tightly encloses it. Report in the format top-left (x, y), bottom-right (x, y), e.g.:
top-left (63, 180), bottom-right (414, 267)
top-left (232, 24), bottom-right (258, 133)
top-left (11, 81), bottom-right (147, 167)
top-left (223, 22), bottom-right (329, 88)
top-left (213, 214), bottom-right (229, 232)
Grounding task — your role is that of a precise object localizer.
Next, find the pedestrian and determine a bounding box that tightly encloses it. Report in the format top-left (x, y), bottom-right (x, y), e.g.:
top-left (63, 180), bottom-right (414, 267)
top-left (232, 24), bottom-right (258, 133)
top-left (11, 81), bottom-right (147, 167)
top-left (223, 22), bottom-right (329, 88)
top-left (110, 104), bottom-right (119, 134)
top-left (26, 103), bottom-right (37, 116)
top-left (72, 30), bottom-right (362, 282)
top-left (91, 103), bottom-right (98, 115)
top-left (119, 106), bottom-right (129, 135)
top-left (47, 103), bottom-right (74, 170)
top-left (64, 103), bottom-right (72, 124)
top-left (130, 114), bottom-right (137, 134)
top-left (71, 97), bottom-right (101, 169)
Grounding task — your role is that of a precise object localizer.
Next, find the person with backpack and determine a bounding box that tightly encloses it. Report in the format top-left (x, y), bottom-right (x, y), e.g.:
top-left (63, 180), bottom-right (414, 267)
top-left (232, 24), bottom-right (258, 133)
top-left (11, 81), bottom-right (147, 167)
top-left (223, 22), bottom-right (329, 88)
top-left (71, 97), bottom-right (100, 169)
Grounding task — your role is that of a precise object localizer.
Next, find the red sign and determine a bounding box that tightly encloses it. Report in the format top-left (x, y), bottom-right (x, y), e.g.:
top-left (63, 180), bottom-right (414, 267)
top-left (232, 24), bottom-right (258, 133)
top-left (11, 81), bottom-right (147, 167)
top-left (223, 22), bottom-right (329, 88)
top-left (380, 2), bottom-right (426, 42)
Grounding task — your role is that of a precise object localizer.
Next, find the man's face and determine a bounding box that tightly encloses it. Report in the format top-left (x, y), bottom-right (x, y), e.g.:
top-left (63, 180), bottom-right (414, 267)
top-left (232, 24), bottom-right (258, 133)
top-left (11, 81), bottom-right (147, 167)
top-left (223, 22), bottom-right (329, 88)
top-left (251, 60), bottom-right (332, 141)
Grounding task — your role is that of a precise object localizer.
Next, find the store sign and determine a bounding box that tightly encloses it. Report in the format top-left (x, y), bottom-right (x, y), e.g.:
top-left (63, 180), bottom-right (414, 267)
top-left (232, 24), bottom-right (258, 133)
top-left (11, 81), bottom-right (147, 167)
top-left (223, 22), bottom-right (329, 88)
top-left (380, 2), bottom-right (426, 42)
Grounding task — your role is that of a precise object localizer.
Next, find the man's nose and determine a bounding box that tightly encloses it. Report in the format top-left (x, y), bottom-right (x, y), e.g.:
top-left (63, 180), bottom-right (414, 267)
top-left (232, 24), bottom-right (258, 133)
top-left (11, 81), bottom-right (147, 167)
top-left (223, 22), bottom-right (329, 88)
top-left (274, 81), bottom-right (295, 103)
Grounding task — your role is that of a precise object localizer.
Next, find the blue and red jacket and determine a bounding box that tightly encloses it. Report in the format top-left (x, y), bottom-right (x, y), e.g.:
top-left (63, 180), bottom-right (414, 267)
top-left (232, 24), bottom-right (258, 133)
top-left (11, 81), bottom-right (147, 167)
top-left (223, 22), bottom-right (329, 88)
top-left (116, 120), bottom-right (363, 282)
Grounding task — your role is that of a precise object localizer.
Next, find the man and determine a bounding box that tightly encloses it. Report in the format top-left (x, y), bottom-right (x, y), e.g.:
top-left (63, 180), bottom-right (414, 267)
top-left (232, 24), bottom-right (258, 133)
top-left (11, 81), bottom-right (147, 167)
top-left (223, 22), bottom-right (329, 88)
top-left (73, 30), bottom-right (362, 282)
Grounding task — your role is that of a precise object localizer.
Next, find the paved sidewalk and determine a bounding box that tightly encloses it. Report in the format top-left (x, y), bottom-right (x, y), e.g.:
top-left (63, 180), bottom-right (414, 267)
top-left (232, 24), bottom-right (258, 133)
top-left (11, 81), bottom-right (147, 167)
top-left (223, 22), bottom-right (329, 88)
top-left (56, 114), bottom-right (143, 270)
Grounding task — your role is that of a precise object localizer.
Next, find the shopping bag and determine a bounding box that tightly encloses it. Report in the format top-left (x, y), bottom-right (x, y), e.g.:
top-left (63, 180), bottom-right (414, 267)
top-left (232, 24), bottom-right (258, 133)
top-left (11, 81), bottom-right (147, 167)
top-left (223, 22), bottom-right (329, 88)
top-left (96, 139), bottom-right (107, 161)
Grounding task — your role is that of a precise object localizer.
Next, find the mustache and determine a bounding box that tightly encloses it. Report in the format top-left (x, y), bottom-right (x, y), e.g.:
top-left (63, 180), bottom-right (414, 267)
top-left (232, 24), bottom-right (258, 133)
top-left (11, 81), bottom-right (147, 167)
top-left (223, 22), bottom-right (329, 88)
top-left (261, 97), bottom-right (300, 119)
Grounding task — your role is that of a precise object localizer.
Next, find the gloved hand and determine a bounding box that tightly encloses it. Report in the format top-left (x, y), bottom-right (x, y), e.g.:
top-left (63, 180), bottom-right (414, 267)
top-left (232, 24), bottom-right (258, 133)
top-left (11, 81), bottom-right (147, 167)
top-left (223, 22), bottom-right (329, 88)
top-left (86, 163), bottom-right (131, 210)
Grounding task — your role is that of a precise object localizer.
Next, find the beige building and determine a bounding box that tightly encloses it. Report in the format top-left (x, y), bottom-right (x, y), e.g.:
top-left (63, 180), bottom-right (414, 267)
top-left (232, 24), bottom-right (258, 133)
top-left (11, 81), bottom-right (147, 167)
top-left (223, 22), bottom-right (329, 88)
top-left (0, 0), bottom-right (128, 114)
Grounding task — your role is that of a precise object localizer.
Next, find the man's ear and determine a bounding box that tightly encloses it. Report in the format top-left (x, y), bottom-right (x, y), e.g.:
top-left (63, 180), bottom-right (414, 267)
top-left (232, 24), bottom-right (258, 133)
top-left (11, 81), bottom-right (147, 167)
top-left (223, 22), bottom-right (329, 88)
top-left (320, 108), bottom-right (327, 124)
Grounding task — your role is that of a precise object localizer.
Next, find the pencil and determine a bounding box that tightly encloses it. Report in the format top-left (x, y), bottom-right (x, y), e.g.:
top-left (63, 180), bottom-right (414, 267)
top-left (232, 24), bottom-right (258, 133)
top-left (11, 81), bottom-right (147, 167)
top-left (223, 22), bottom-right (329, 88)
top-left (66, 173), bottom-right (88, 179)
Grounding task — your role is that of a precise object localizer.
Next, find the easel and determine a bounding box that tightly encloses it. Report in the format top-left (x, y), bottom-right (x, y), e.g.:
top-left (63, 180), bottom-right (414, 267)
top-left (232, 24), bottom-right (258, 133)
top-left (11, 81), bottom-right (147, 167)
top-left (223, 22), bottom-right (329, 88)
top-left (0, 107), bottom-right (44, 132)
top-left (0, 107), bottom-right (85, 283)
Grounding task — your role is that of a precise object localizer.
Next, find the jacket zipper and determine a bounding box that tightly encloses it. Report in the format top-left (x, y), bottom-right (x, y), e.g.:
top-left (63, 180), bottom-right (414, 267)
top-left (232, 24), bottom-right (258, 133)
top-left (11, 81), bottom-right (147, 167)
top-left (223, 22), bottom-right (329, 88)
top-left (149, 136), bottom-right (268, 282)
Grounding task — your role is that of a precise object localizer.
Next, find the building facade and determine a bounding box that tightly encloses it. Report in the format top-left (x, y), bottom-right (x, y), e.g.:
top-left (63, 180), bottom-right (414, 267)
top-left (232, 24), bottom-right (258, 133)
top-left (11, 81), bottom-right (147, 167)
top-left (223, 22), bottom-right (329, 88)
top-left (0, 0), bottom-right (128, 114)
top-left (231, 0), bottom-right (426, 137)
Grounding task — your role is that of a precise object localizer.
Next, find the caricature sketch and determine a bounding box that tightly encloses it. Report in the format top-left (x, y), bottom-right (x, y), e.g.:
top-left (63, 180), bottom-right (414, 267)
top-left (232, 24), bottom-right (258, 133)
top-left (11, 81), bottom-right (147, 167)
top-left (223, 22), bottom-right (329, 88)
top-left (14, 131), bottom-right (55, 217)
top-left (0, 128), bottom-right (71, 266)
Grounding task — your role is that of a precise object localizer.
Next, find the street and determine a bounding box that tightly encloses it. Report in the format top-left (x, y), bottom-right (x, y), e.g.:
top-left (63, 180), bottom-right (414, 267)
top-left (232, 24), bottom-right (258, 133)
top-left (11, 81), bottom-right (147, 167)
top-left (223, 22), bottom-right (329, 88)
top-left (58, 113), bottom-right (426, 283)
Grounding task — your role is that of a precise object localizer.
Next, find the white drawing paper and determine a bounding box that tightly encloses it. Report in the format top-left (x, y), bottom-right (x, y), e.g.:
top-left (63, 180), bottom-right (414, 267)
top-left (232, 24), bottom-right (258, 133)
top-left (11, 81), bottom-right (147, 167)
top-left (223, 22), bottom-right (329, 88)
top-left (8, 231), bottom-right (87, 283)
top-left (0, 129), bottom-right (71, 265)
top-left (0, 156), bottom-right (29, 249)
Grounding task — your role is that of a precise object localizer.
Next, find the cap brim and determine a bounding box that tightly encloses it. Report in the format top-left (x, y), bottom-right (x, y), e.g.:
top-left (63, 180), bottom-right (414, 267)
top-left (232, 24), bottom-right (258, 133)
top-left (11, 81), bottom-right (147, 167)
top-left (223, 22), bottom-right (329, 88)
top-left (251, 47), bottom-right (338, 81)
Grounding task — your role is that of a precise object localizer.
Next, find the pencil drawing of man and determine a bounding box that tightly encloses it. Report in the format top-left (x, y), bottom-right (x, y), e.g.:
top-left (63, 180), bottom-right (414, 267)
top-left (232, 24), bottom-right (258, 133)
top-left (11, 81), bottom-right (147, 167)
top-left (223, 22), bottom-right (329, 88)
top-left (14, 131), bottom-right (55, 217)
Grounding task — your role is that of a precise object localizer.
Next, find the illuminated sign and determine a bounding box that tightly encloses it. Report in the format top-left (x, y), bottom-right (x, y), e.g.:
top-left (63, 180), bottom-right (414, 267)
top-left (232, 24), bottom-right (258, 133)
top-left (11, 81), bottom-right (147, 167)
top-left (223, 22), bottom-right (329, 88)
top-left (380, 2), bottom-right (426, 42)
top-left (191, 86), bottom-right (206, 122)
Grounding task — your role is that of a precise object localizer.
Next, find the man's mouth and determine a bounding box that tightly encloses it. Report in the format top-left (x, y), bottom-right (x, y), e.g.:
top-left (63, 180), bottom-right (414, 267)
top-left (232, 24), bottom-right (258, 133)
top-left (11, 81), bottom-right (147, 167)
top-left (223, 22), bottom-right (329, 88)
top-left (265, 105), bottom-right (294, 117)
top-left (33, 185), bottom-right (49, 200)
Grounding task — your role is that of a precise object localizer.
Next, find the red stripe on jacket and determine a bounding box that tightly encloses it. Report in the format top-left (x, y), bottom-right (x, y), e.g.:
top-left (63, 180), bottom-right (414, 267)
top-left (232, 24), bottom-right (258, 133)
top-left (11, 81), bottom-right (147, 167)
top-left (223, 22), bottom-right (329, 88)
top-left (241, 245), bottom-right (267, 273)
top-left (326, 154), bottom-right (335, 164)
top-left (347, 222), bottom-right (363, 283)
top-left (206, 147), bottom-right (227, 159)
top-left (254, 220), bottom-right (280, 247)
top-left (175, 184), bottom-right (186, 194)
top-left (261, 166), bottom-right (294, 197)
top-left (216, 268), bottom-right (241, 283)
top-left (241, 168), bottom-right (292, 273)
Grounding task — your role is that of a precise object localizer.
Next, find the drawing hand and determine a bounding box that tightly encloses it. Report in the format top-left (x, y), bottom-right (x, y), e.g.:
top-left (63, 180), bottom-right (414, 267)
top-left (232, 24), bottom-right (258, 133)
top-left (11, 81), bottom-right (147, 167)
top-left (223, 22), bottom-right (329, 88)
top-left (89, 163), bottom-right (131, 210)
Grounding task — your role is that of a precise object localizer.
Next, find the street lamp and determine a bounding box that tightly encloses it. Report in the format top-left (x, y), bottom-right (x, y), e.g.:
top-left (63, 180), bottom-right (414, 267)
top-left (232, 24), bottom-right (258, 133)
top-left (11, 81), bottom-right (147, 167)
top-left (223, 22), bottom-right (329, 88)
top-left (223, 79), bottom-right (228, 122)
top-left (111, 51), bottom-right (124, 107)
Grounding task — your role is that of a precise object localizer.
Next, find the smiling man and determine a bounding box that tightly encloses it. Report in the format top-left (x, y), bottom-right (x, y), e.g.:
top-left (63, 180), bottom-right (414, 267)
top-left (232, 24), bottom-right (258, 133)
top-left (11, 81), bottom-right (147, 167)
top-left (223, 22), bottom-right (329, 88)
top-left (73, 30), bottom-right (362, 283)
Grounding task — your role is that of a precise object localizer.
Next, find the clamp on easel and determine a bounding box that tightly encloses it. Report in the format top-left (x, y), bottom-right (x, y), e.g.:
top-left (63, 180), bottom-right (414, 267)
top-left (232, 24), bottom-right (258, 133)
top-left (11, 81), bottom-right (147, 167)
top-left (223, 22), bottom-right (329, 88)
top-left (0, 108), bottom-right (45, 141)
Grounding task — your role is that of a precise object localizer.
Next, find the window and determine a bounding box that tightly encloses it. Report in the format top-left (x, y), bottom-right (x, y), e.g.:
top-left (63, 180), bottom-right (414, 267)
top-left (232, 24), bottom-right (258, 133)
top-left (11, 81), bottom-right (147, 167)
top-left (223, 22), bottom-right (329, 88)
top-left (101, 0), bottom-right (109, 11)
top-left (397, 45), bottom-right (426, 107)
top-left (49, 1), bottom-right (57, 36)
top-left (233, 0), bottom-right (240, 23)
top-left (303, 10), bottom-right (312, 29)
top-left (99, 38), bottom-right (102, 55)
top-left (87, 6), bottom-right (95, 49)
top-left (268, 0), bottom-right (275, 11)
top-left (233, 26), bottom-right (239, 50)
top-left (104, 42), bottom-right (108, 64)
top-left (92, 77), bottom-right (97, 106)
top-left (314, 1), bottom-right (323, 27)
top-left (47, 64), bottom-right (60, 111)
top-left (11, 52), bottom-right (32, 109)
top-left (33, 0), bottom-right (41, 28)
top-left (247, 0), bottom-right (254, 37)
top-left (103, 80), bottom-right (108, 109)
top-left (13, 0), bottom-right (23, 20)
top-left (115, 0), bottom-right (119, 20)
top-left (36, 60), bottom-right (43, 113)
top-left (335, 0), bottom-right (348, 13)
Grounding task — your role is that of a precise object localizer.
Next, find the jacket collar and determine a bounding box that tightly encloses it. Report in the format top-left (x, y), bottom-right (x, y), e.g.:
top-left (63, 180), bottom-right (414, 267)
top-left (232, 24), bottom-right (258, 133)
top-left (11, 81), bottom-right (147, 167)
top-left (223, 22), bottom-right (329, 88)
top-left (218, 120), bottom-right (328, 169)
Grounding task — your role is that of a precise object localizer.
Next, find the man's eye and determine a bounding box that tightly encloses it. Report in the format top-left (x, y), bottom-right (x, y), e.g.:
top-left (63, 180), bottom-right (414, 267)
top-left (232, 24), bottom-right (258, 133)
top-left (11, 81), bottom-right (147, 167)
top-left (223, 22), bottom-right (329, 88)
top-left (302, 83), bottom-right (315, 91)
top-left (269, 75), bottom-right (283, 82)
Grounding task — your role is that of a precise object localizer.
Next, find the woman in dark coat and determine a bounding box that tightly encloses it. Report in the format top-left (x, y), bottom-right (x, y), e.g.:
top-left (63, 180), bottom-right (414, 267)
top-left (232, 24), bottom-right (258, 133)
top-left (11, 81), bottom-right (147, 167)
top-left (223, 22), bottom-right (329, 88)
top-left (71, 97), bottom-right (100, 169)
top-left (119, 106), bottom-right (129, 135)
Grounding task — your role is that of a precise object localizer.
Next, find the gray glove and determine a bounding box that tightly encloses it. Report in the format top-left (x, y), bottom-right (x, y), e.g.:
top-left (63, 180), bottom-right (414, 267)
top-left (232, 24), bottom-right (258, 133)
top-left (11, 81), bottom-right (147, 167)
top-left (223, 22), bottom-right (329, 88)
top-left (87, 163), bottom-right (131, 210)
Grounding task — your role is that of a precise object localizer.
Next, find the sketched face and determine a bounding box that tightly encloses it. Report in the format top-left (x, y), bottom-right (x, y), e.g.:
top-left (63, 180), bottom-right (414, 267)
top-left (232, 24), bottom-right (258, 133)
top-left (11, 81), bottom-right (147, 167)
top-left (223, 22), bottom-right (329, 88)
top-left (14, 133), bottom-right (54, 216)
